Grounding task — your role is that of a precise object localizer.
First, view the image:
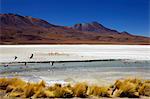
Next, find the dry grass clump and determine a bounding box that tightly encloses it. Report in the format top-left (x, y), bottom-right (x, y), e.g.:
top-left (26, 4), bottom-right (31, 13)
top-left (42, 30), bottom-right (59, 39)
top-left (23, 83), bottom-right (35, 98)
top-left (124, 78), bottom-right (143, 90)
top-left (144, 80), bottom-right (150, 83)
top-left (0, 77), bottom-right (26, 91)
top-left (114, 81), bottom-right (139, 98)
top-left (113, 78), bottom-right (147, 98)
top-left (72, 82), bottom-right (88, 98)
top-left (9, 78), bottom-right (26, 87)
top-left (24, 80), bottom-right (46, 98)
top-left (54, 85), bottom-right (73, 98)
top-left (87, 85), bottom-right (110, 97)
top-left (139, 83), bottom-right (150, 96)
top-left (0, 77), bottom-right (26, 97)
top-left (0, 77), bottom-right (150, 98)
top-left (0, 78), bottom-right (10, 90)
top-left (46, 83), bottom-right (73, 98)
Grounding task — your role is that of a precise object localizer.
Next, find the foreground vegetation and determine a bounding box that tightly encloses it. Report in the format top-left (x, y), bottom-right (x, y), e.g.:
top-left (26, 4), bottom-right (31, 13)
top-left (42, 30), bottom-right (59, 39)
top-left (0, 77), bottom-right (150, 98)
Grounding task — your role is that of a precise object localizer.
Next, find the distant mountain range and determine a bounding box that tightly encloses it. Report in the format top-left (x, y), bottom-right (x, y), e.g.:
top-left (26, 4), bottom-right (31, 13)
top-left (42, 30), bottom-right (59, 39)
top-left (0, 13), bottom-right (149, 44)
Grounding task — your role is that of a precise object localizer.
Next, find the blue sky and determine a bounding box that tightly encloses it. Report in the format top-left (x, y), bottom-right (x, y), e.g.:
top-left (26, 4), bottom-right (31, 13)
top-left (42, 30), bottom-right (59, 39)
top-left (0, 0), bottom-right (149, 36)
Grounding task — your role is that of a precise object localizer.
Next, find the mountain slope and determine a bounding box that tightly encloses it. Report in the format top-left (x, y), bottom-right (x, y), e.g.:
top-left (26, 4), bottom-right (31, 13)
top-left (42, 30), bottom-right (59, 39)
top-left (0, 13), bottom-right (149, 44)
top-left (72, 21), bottom-right (119, 34)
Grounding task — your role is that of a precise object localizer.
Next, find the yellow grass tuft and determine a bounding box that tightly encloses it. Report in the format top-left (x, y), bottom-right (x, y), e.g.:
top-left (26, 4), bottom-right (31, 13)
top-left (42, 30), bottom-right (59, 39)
top-left (114, 80), bottom-right (139, 98)
top-left (124, 78), bottom-right (142, 85)
top-left (22, 83), bottom-right (35, 98)
top-left (87, 85), bottom-right (110, 97)
top-left (73, 82), bottom-right (88, 98)
top-left (8, 86), bottom-right (24, 97)
top-left (144, 80), bottom-right (150, 83)
top-left (114, 80), bottom-right (123, 89)
top-left (139, 83), bottom-right (150, 96)
top-left (38, 80), bottom-right (46, 87)
top-left (53, 86), bottom-right (73, 98)
top-left (9, 92), bottom-right (23, 97)
top-left (33, 88), bottom-right (47, 98)
top-left (33, 80), bottom-right (46, 94)
top-left (47, 83), bottom-right (61, 91)
top-left (0, 78), bottom-right (10, 90)
top-left (8, 77), bottom-right (26, 87)
top-left (47, 83), bottom-right (73, 98)
top-left (0, 77), bottom-right (150, 98)
top-left (44, 90), bottom-right (55, 98)
top-left (5, 85), bottom-right (15, 93)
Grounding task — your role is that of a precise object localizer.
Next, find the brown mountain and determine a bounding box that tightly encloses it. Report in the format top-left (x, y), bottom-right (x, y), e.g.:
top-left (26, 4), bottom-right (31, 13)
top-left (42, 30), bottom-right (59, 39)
top-left (0, 13), bottom-right (149, 44)
top-left (72, 21), bottom-right (119, 33)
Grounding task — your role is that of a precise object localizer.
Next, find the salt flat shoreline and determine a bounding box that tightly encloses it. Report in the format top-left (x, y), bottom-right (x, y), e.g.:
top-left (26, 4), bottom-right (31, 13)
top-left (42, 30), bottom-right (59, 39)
top-left (0, 45), bottom-right (150, 63)
top-left (0, 59), bottom-right (121, 64)
top-left (0, 44), bottom-right (150, 47)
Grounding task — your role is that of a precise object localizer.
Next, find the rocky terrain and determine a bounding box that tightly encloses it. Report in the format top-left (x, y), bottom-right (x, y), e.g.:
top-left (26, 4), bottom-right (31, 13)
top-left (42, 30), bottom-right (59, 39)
top-left (0, 13), bottom-right (149, 44)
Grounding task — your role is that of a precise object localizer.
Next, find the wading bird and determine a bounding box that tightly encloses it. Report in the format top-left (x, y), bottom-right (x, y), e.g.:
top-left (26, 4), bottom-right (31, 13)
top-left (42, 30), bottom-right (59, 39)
top-left (14, 56), bottom-right (17, 60)
top-left (50, 61), bottom-right (54, 66)
top-left (30, 54), bottom-right (33, 59)
top-left (52, 61), bottom-right (54, 66)
top-left (4, 64), bottom-right (8, 67)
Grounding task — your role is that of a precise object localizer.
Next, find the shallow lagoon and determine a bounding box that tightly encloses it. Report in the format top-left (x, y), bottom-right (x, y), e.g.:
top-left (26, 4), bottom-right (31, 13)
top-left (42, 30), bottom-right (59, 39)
top-left (0, 60), bottom-right (150, 85)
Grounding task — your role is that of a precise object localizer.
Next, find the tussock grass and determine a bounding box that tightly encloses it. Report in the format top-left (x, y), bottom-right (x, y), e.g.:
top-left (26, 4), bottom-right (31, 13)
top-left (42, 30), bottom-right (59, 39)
top-left (23, 83), bottom-right (35, 98)
top-left (113, 78), bottom-right (144, 98)
top-left (114, 81), bottom-right (139, 98)
top-left (87, 85), bottom-right (110, 97)
top-left (0, 77), bottom-right (150, 98)
top-left (47, 83), bottom-right (73, 98)
top-left (139, 83), bottom-right (150, 96)
top-left (73, 82), bottom-right (88, 97)
top-left (0, 78), bottom-right (10, 90)
top-left (44, 90), bottom-right (55, 98)
top-left (53, 86), bottom-right (73, 98)
top-left (144, 80), bottom-right (150, 83)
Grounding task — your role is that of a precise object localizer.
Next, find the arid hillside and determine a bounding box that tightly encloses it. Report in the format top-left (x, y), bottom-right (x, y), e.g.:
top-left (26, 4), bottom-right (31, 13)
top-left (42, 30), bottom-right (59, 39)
top-left (0, 14), bottom-right (149, 44)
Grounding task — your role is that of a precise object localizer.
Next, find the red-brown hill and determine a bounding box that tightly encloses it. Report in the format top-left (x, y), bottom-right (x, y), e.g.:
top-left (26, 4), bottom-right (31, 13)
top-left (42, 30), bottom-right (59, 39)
top-left (0, 14), bottom-right (149, 44)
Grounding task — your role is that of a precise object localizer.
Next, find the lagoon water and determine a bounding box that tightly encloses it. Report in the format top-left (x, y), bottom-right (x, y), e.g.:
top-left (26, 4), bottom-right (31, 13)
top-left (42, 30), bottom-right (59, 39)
top-left (0, 60), bottom-right (150, 85)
